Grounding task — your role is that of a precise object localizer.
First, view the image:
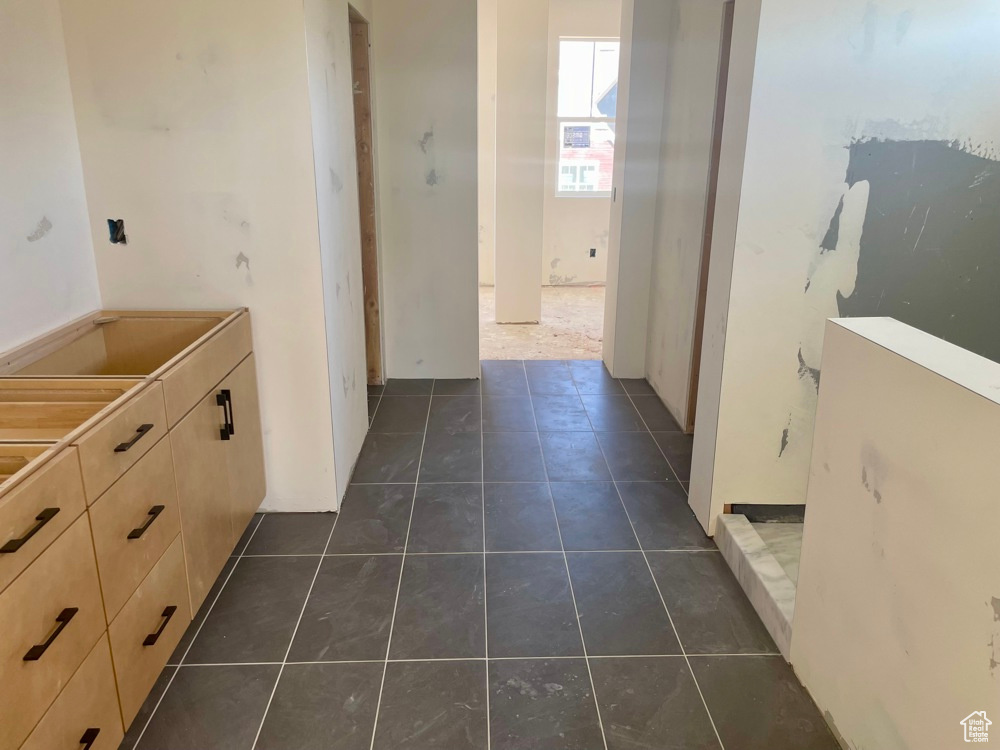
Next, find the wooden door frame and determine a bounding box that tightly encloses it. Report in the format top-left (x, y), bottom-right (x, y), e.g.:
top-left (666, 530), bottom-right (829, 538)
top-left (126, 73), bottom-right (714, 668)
top-left (349, 5), bottom-right (383, 385)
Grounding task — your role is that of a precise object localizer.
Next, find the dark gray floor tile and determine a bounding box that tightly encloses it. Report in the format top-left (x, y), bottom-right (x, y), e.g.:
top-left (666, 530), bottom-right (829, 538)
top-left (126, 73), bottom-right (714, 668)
top-left (373, 661), bottom-right (488, 750)
top-left (526, 366), bottom-right (578, 395)
top-left (482, 361), bottom-right (529, 395)
top-left (647, 552), bottom-right (777, 654)
top-left (287, 555), bottom-right (402, 662)
top-left (653, 432), bottom-right (693, 481)
top-left (617, 482), bottom-right (713, 550)
top-left (122, 666), bottom-right (176, 745)
top-left (484, 431), bottom-right (547, 482)
top-left (367, 383), bottom-right (384, 395)
top-left (136, 665), bottom-right (279, 749)
top-left (566, 552), bottom-right (680, 656)
top-left (434, 378), bottom-right (481, 395)
top-left (539, 432), bottom-right (611, 481)
top-left (690, 656), bottom-right (840, 750)
top-left (489, 659), bottom-right (604, 750)
top-left (486, 553), bottom-right (583, 657)
top-left (566, 359), bottom-right (603, 367)
top-left (419, 431), bottom-right (482, 483)
top-left (580, 395), bottom-right (645, 431)
top-left (353, 433), bottom-right (423, 483)
top-left (369, 396), bottom-right (430, 433)
top-left (407, 483), bottom-right (483, 553)
top-left (383, 378), bottom-right (434, 395)
top-left (524, 360), bottom-right (574, 367)
top-left (232, 513), bottom-right (264, 556)
top-left (630, 395), bottom-right (683, 431)
top-left (327, 484), bottom-right (414, 554)
top-left (549, 482), bottom-right (638, 551)
top-left (255, 662), bottom-right (382, 750)
top-left (483, 396), bottom-right (537, 431)
top-left (620, 378), bottom-right (656, 396)
top-left (570, 363), bottom-right (624, 394)
top-left (389, 554), bottom-right (485, 659)
top-left (185, 556), bottom-right (317, 663)
top-left (485, 483), bottom-right (562, 551)
top-left (532, 395), bottom-right (592, 431)
top-left (590, 657), bottom-right (720, 750)
top-left (427, 395), bottom-right (482, 433)
top-left (244, 512), bottom-right (336, 555)
top-left (596, 432), bottom-right (672, 481)
top-left (367, 396), bottom-right (379, 422)
top-left (170, 557), bottom-right (237, 665)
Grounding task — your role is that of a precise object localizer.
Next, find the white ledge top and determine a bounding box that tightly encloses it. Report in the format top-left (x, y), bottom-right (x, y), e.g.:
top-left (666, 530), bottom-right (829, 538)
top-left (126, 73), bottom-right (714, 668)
top-left (830, 317), bottom-right (1000, 406)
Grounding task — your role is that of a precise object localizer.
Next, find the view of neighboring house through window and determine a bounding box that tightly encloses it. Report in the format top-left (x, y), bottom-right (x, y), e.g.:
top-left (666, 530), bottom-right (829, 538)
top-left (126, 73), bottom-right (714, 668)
top-left (557, 38), bottom-right (619, 196)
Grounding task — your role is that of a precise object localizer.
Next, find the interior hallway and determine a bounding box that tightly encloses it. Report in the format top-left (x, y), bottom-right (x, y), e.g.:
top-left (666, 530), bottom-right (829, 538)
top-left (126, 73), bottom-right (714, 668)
top-left (121, 361), bottom-right (837, 749)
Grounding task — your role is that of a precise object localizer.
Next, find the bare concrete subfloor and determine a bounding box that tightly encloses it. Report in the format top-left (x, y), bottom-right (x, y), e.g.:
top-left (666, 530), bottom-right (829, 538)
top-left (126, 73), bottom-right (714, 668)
top-left (479, 285), bottom-right (605, 361)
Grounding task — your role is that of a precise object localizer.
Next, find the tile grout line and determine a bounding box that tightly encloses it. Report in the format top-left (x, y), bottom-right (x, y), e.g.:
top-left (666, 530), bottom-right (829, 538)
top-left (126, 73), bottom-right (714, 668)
top-left (479, 368), bottom-right (492, 750)
top-left (130, 513), bottom-right (266, 750)
top-left (524, 360), bottom-right (611, 750)
top-left (366, 388), bottom-right (433, 750)
top-left (369, 386), bottom-right (385, 428)
top-left (240, 548), bottom-right (721, 557)
top-left (249, 506), bottom-right (343, 748)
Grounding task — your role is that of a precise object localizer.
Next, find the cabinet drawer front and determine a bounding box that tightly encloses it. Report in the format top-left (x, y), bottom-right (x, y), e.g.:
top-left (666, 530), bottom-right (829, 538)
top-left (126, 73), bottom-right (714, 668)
top-left (0, 448), bottom-right (86, 593)
top-left (0, 514), bottom-right (104, 750)
top-left (75, 383), bottom-right (168, 503)
top-left (160, 313), bottom-right (252, 427)
top-left (109, 535), bottom-right (191, 728)
top-left (20, 634), bottom-right (123, 750)
top-left (89, 437), bottom-right (181, 621)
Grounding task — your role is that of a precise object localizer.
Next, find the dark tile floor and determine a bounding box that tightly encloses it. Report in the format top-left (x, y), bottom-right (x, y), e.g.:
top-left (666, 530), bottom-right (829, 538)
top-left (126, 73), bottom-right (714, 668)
top-left (122, 360), bottom-right (838, 750)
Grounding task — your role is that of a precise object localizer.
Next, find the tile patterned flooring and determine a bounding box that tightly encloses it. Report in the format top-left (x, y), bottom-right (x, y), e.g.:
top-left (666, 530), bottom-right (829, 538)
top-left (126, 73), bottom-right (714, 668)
top-left (121, 360), bottom-right (838, 750)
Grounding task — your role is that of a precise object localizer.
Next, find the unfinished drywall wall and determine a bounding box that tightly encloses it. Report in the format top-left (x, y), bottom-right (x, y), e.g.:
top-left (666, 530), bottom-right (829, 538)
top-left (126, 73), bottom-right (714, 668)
top-left (694, 0), bottom-right (1000, 529)
top-left (304, 0), bottom-right (371, 503)
top-left (644, 0), bottom-right (725, 427)
top-left (59, 0), bottom-right (341, 512)
top-left (792, 318), bottom-right (1000, 749)
top-left (371, 0), bottom-right (479, 375)
top-left (0, 0), bottom-right (101, 352)
top-left (478, 0), bottom-right (498, 287)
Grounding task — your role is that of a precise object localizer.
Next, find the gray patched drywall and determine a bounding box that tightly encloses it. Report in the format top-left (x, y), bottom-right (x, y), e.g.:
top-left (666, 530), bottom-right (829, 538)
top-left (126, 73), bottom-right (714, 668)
top-left (834, 139), bottom-right (1000, 362)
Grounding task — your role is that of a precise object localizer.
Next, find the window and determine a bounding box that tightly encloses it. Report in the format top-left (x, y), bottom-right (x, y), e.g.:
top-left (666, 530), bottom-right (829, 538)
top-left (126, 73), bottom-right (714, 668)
top-left (556, 38), bottom-right (619, 197)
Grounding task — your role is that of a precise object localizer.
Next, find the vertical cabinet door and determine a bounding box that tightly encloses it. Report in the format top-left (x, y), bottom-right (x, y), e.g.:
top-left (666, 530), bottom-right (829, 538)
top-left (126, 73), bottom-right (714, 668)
top-left (171, 389), bottom-right (235, 613)
top-left (221, 354), bottom-right (266, 541)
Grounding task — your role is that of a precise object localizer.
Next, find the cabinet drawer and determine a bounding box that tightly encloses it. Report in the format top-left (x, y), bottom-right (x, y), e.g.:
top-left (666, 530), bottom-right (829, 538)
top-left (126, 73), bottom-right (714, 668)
top-left (160, 313), bottom-right (252, 427)
top-left (20, 634), bottom-right (123, 750)
top-left (74, 383), bottom-right (168, 503)
top-left (109, 535), bottom-right (191, 727)
top-left (90, 437), bottom-right (181, 621)
top-left (0, 448), bottom-right (85, 593)
top-left (0, 514), bottom-right (104, 750)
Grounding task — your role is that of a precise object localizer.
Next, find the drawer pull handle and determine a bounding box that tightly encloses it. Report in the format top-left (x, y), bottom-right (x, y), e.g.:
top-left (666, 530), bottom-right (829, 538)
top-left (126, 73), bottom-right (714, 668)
top-left (143, 605), bottom-right (178, 646)
top-left (114, 423), bottom-right (155, 453)
top-left (127, 505), bottom-right (165, 540)
top-left (24, 607), bottom-right (78, 661)
top-left (0, 507), bottom-right (59, 553)
top-left (216, 389), bottom-right (235, 440)
top-left (80, 728), bottom-right (100, 748)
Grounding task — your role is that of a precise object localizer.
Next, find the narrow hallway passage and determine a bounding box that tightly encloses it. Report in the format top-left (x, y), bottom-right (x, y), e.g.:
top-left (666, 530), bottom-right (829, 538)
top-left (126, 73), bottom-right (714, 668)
top-left (122, 361), bottom-right (838, 749)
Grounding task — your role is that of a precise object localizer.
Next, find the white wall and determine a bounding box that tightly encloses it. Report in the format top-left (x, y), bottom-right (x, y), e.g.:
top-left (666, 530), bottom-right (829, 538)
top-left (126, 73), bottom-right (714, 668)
top-left (371, 0), bottom-right (479, 376)
top-left (477, 0), bottom-right (497, 287)
top-left (493, 0), bottom-right (547, 322)
top-left (0, 0), bottom-right (101, 352)
top-left (304, 0), bottom-right (371, 503)
top-left (792, 318), bottom-right (1000, 749)
top-left (59, 0), bottom-right (341, 512)
top-left (644, 0), bottom-right (725, 427)
top-left (692, 0), bottom-right (1000, 531)
top-left (539, 0), bottom-right (619, 288)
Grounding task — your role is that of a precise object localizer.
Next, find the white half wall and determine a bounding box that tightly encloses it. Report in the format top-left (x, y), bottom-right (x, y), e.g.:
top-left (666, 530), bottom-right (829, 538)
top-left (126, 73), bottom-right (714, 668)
top-left (0, 0), bottom-right (101, 352)
top-left (304, 0), bottom-right (371, 503)
top-left (371, 0), bottom-right (479, 376)
top-left (59, 0), bottom-right (340, 512)
top-left (478, 0), bottom-right (498, 287)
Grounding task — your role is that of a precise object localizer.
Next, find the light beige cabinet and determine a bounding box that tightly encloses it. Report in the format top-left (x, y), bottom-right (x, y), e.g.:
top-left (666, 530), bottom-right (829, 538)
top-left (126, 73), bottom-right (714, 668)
top-left (0, 309), bottom-right (266, 749)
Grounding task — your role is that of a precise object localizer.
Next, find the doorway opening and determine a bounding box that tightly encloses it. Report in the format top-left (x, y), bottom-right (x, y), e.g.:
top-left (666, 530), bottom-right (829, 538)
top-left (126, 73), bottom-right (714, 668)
top-left (349, 5), bottom-right (382, 385)
top-left (478, 0), bottom-right (621, 361)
